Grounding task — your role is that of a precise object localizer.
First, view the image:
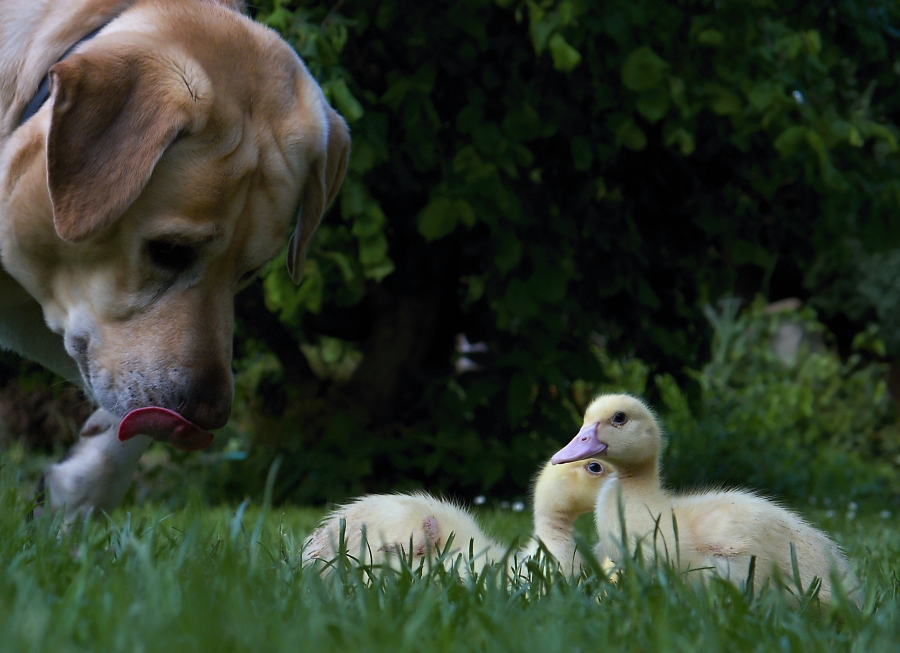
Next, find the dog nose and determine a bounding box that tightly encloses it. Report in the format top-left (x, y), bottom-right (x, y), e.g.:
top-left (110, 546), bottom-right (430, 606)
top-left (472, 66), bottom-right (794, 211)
top-left (183, 400), bottom-right (231, 430)
top-left (179, 368), bottom-right (233, 430)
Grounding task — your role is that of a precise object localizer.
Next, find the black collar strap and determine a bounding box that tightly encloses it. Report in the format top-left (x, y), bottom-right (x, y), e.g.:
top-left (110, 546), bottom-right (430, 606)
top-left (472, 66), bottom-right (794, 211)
top-left (18, 24), bottom-right (107, 127)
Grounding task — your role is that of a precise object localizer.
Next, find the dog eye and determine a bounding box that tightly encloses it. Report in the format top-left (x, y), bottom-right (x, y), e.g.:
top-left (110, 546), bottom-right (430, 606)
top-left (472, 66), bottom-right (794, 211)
top-left (612, 412), bottom-right (628, 426)
top-left (146, 240), bottom-right (197, 272)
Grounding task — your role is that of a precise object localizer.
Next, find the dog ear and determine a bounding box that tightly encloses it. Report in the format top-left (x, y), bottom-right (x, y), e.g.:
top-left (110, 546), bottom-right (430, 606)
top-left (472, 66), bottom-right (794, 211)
top-left (286, 107), bottom-right (350, 283)
top-left (47, 50), bottom-right (207, 243)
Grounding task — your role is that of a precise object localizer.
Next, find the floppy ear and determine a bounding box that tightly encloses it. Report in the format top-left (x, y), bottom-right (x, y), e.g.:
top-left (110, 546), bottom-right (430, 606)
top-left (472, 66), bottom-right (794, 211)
top-left (46, 50), bottom-right (205, 243)
top-left (286, 107), bottom-right (350, 283)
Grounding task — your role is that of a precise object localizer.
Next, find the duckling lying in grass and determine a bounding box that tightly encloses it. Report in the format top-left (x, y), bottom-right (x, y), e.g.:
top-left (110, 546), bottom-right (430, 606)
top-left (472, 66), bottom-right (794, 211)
top-left (301, 456), bottom-right (606, 575)
top-left (551, 393), bottom-right (858, 604)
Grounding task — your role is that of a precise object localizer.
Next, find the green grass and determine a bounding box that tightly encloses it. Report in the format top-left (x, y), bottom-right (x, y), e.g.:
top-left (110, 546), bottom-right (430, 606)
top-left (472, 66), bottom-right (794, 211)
top-left (0, 464), bottom-right (898, 653)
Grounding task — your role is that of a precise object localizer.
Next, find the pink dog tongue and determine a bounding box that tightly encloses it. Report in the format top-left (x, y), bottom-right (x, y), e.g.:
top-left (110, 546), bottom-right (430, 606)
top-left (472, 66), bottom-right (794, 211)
top-left (118, 406), bottom-right (214, 451)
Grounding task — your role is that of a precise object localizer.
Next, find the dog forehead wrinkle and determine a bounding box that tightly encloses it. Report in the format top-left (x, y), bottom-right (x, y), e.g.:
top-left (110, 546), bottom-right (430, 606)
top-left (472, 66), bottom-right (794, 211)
top-left (169, 58), bottom-right (207, 105)
top-left (144, 222), bottom-right (221, 246)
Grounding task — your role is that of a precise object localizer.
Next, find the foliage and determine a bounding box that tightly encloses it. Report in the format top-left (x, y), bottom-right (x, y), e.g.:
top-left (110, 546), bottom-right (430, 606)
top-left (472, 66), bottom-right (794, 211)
top-left (204, 0), bottom-right (900, 503)
top-left (0, 466), bottom-right (898, 652)
top-left (662, 299), bottom-right (900, 501)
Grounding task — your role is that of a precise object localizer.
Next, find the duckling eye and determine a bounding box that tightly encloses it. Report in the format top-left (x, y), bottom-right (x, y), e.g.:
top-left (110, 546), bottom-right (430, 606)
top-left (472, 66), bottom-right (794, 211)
top-left (587, 461), bottom-right (603, 475)
top-left (611, 412), bottom-right (628, 426)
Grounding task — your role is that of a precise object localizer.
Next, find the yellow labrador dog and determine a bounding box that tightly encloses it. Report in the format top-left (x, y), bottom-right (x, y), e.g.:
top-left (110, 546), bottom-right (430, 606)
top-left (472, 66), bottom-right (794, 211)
top-left (0, 0), bottom-right (349, 517)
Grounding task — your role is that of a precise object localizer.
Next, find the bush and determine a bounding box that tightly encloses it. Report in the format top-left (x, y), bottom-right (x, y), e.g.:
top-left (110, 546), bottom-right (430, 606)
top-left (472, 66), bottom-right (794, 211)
top-left (215, 0), bottom-right (900, 503)
top-left (659, 300), bottom-right (900, 502)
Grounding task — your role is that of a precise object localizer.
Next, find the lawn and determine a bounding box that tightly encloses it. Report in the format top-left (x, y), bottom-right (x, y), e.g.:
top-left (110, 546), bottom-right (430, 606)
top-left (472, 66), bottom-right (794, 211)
top-left (0, 463), bottom-right (898, 652)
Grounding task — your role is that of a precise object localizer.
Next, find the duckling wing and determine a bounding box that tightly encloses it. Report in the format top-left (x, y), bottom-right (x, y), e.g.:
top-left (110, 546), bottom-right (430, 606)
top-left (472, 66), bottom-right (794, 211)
top-left (671, 490), bottom-right (855, 601)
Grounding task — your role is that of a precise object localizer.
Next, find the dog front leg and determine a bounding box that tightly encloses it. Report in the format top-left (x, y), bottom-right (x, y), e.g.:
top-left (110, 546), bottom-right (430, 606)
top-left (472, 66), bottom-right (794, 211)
top-left (39, 408), bottom-right (151, 521)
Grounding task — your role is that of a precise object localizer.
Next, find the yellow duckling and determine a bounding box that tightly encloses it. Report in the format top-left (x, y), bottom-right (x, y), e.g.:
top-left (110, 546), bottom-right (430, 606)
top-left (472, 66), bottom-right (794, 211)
top-left (302, 456), bottom-right (606, 575)
top-left (521, 457), bottom-right (607, 574)
top-left (551, 393), bottom-right (857, 604)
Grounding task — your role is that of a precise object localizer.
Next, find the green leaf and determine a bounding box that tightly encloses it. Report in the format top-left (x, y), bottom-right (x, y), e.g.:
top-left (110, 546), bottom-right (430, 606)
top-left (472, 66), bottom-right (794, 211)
top-left (351, 205), bottom-right (386, 238)
top-left (668, 77), bottom-right (690, 117)
top-left (464, 275), bottom-right (486, 305)
top-left (323, 251), bottom-right (356, 285)
top-left (773, 33), bottom-right (803, 59)
top-left (328, 79), bottom-right (364, 123)
top-left (495, 232), bottom-right (523, 274)
top-left (380, 75), bottom-right (411, 110)
top-left (747, 82), bottom-right (782, 112)
top-left (636, 87), bottom-right (670, 123)
top-left (262, 7), bottom-right (291, 31)
top-left (709, 86), bottom-right (741, 115)
top-left (731, 240), bottom-right (768, 267)
top-left (340, 181), bottom-right (368, 217)
top-left (501, 103), bottom-right (545, 141)
top-left (697, 29), bottom-right (724, 46)
top-left (616, 119), bottom-right (647, 151)
top-left (504, 278), bottom-right (539, 317)
top-left (637, 278), bottom-right (660, 309)
top-left (803, 30), bottom-right (821, 56)
top-left (571, 137), bottom-right (593, 171)
top-left (773, 126), bottom-right (807, 157)
top-left (548, 33), bottom-right (581, 72)
top-left (820, 160), bottom-right (848, 191)
top-left (455, 199), bottom-right (476, 228)
top-left (417, 197), bottom-right (458, 241)
top-left (362, 259), bottom-right (395, 282)
top-left (358, 233), bottom-right (389, 266)
top-left (297, 272), bottom-right (324, 314)
top-left (281, 260), bottom-right (323, 315)
top-left (558, 1), bottom-right (575, 26)
top-left (621, 46), bottom-right (669, 92)
top-left (348, 138), bottom-right (380, 175)
top-left (664, 127), bottom-right (695, 156)
top-left (857, 119), bottom-right (899, 151)
top-left (805, 130), bottom-right (826, 161)
top-left (528, 4), bottom-right (560, 53)
top-left (375, 1), bottom-right (396, 29)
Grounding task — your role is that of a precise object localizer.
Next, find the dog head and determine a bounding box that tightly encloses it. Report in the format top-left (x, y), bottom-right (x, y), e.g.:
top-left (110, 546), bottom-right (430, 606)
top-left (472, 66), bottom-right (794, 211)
top-left (0, 4), bottom-right (349, 430)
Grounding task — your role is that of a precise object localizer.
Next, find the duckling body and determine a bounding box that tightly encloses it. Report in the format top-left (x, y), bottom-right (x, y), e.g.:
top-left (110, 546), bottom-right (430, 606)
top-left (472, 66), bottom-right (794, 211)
top-left (302, 491), bottom-right (505, 571)
top-left (552, 393), bottom-right (857, 604)
top-left (521, 458), bottom-right (606, 574)
top-left (302, 457), bottom-right (606, 575)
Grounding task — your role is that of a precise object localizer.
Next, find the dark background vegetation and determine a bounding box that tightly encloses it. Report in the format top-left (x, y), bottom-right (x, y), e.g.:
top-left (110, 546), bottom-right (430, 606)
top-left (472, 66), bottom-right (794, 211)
top-left (2, 0), bottom-right (899, 506)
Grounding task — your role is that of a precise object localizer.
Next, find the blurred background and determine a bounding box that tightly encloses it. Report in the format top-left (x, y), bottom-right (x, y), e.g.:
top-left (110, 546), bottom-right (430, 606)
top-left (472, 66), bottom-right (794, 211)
top-left (2, 0), bottom-right (899, 509)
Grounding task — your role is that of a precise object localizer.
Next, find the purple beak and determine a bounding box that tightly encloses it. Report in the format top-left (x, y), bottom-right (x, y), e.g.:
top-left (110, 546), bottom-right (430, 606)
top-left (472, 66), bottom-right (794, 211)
top-left (551, 422), bottom-right (608, 464)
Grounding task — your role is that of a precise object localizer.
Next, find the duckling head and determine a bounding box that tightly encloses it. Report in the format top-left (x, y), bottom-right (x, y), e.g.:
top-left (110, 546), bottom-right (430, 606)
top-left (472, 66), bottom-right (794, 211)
top-left (532, 457), bottom-right (607, 516)
top-left (550, 394), bottom-right (660, 471)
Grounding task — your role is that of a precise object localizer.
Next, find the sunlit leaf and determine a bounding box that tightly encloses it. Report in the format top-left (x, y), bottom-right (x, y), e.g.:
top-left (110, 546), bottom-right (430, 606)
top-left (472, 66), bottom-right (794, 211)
top-left (548, 33), bottom-right (581, 72)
